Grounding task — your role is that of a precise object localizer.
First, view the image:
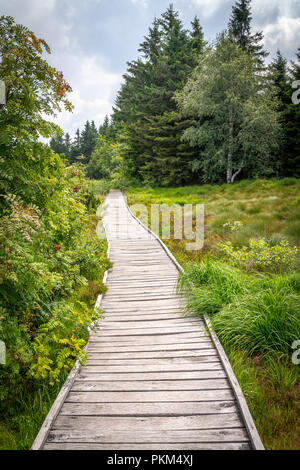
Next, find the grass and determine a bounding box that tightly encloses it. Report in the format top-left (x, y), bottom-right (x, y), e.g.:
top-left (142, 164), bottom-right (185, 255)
top-left (126, 178), bottom-right (300, 450)
top-left (0, 377), bottom-right (67, 450)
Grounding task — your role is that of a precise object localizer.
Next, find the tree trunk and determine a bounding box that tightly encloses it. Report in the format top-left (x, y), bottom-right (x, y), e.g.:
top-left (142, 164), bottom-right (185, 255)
top-left (227, 112), bottom-right (234, 183)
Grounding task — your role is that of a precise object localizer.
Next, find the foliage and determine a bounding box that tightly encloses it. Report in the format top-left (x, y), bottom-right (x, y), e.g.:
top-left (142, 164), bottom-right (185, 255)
top-left (86, 134), bottom-right (123, 180)
top-left (176, 34), bottom-right (281, 184)
top-left (50, 120), bottom-right (98, 164)
top-left (179, 261), bottom-right (300, 356)
top-left (113, 5), bottom-right (206, 186)
top-left (218, 238), bottom-right (298, 273)
top-left (0, 16), bottom-right (109, 406)
top-left (228, 0), bottom-right (268, 62)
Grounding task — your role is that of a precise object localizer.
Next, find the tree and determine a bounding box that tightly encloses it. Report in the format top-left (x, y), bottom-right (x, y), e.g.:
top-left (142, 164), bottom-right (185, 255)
top-left (80, 120), bottom-right (98, 163)
top-left (0, 15), bottom-right (73, 209)
top-left (284, 47), bottom-right (300, 176)
top-left (268, 51), bottom-right (292, 176)
top-left (190, 16), bottom-right (206, 64)
top-left (228, 0), bottom-right (268, 63)
top-left (86, 134), bottom-right (123, 180)
top-left (176, 35), bottom-right (280, 184)
top-left (50, 135), bottom-right (67, 156)
top-left (0, 16), bottom-right (109, 397)
top-left (113, 5), bottom-right (204, 185)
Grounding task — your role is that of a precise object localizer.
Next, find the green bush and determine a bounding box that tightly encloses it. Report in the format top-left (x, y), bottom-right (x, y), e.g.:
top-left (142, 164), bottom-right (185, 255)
top-left (218, 238), bottom-right (298, 273)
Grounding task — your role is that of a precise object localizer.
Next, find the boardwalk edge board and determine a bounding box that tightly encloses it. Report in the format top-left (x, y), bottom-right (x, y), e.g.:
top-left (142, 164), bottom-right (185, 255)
top-left (124, 193), bottom-right (264, 451)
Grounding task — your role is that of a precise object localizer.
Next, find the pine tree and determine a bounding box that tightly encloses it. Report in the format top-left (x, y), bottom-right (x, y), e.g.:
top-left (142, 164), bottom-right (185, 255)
top-left (114, 5), bottom-right (203, 185)
top-left (80, 120), bottom-right (98, 163)
top-left (268, 51), bottom-right (290, 175)
top-left (64, 132), bottom-right (71, 161)
top-left (284, 47), bottom-right (300, 176)
top-left (189, 16), bottom-right (206, 64)
top-left (228, 0), bottom-right (268, 62)
top-left (99, 115), bottom-right (110, 136)
top-left (69, 128), bottom-right (82, 163)
top-left (50, 135), bottom-right (67, 156)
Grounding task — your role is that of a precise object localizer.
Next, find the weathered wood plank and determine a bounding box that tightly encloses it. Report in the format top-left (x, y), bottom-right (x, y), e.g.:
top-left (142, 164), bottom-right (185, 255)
top-left (53, 413), bottom-right (243, 431)
top-left (81, 362), bottom-right (223, 373)
top-left (77, 370), bottom-right (228, 381)
top-left (60, 401), bottom-right (236, 417)
top-left (71, 379), bottom-right (230, 391)
top-left (86, 341), bottom-right (213, 352)
top-left (43, 442), bottom-right (251, 450)
top-left (47, 427), bottom-right (248, 443)
top-left (66, 389), bottom-right (234, 403)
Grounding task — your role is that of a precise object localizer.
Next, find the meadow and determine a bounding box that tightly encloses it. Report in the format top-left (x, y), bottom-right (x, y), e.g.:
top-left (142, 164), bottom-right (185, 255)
top-left (126, 178), bottom-right (300, 450)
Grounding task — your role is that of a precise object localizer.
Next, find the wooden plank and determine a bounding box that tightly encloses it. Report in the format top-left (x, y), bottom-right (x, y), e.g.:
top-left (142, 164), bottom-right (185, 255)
top-left (47, 427), bottom-right (249, 443)
top-left (88, 333), bottom-right (210, 345)
top-left (31, 366), bottom-right (79, 450)
top-left (86, 349), bottom-right (216, 359)
top-left (86, 341), bottom-right (213, 352)
top-left (204, 315), bottom-right (265, 450)
top-left (92, 326), bottom-right (205, 336)
top-left (78, 370), bottom-right (228, 381)
top-left (71, 379), bottom-right (230, 391)
top-left (101, 314), bottom-right (196, 321)
top-left (85, 357), bottom-right (219, 366)
top-left (43, 442), bottom-right (251, 450)
top-left (98, 320), bottom-right (201, 329)
top-left (60, 401), bottom-right (236, 416)
top-left (66, 389), bottom-right (234, 403)
top-left (82, 362), bottom-right (223, 373)
top-left (53, 413), bottom-right (243, 431)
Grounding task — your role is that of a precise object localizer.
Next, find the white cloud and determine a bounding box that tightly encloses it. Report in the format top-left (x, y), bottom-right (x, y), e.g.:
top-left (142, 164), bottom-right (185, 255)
top-left (51, 54), bottom-right (121, 134)
top-left (263, 16), bottom-right (300, 58)
top-left (252, 0), bottom-right (300, 59)
top-left (130, 0), bottom-right (149, 7)
top-left (190, 0), bottom-right (230, 18)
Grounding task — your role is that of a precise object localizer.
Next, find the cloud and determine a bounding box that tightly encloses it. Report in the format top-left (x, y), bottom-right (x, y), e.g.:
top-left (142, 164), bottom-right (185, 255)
top-left (51, 54), bottom-right (121, 134)
top-left (2, 0), bottom-right (300, 135)
top-left (130, 0), bottom-right (149, 6)
top-left (252, 0), bottom-right (300, 59)
top-left (263, 16), bottom-right (300, 58)
top-left (190, 0), bottom-right (231, 18)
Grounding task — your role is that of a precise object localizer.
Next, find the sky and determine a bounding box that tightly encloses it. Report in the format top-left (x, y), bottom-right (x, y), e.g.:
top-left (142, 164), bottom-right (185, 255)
top-left (1, 0), bottom-right (300, 136)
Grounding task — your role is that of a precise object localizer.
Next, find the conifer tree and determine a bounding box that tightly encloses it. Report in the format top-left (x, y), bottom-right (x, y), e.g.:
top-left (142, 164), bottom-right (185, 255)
top-left (228, 0), bottom-right (268, 62)
top-left (285, 47), bottom-right (300, 176)
top-left (114, 4), bottom-right (203, 185)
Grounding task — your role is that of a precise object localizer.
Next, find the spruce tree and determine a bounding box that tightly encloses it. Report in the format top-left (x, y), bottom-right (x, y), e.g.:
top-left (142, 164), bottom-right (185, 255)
top-left (114, 5), bottom-right (203, 185)
top-left (269, 51), bottom-right (290, 176)
top-left (80, 120), bottom-right (98, 163)
top-left (284, 47), bottom-right (300, 176)
top-left (69, 128), bottom-right (82, 163)
top-left (228, 0), bottom-right (268, 62)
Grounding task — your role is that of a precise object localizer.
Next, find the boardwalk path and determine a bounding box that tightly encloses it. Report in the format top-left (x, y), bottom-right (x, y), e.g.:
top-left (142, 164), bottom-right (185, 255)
top-left (33, 190), bottom-right (263, 450)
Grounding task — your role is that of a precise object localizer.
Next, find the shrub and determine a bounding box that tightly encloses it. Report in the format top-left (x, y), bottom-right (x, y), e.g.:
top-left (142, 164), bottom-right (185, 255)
top-left (218, 238), bottom-right (298, 273)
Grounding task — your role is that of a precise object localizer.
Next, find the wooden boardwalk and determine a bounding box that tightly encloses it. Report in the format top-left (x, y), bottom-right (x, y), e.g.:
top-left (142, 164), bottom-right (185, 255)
top-left (32, 190), bottom-right (263, 450)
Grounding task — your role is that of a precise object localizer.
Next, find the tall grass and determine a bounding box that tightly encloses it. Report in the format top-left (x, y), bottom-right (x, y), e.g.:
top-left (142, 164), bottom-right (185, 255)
top-left (179, 262), bottom-right (300, 357)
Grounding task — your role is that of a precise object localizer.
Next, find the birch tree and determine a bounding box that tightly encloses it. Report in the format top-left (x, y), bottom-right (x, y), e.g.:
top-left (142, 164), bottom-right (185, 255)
top-left (176, 34), bottom-right (280, 183)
